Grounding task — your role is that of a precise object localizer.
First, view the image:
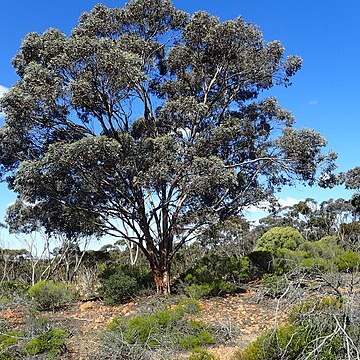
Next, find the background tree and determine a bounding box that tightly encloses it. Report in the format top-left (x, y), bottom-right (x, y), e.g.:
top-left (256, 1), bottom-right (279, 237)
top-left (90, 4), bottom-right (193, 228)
top-left (343, 166), bottom-right (360, 217)
top-left (0, 0), bottom-right (336, 294)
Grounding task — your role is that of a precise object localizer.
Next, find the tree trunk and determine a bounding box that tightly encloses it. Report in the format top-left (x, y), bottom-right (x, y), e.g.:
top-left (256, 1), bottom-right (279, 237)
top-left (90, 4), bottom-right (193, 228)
top-left (152, 265), bottom-right (171, 295)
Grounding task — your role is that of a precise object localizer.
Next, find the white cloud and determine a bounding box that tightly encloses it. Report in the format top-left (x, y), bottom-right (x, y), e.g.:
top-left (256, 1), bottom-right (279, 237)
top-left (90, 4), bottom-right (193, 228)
top-left (278, 197), bottom-right (302, 208)
top-left (245, 201), bottom-right (271, 214)
top-left (244, 197), bottom-right (303, 223)
top-left (308, 99), bottom-right (318, 106)
top-left (0, 84), bottom-right (9, 118)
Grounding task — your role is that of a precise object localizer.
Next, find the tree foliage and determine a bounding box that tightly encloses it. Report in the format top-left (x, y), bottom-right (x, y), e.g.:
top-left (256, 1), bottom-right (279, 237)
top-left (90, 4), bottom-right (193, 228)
top-left (0, 0), bottom-right (336, 293)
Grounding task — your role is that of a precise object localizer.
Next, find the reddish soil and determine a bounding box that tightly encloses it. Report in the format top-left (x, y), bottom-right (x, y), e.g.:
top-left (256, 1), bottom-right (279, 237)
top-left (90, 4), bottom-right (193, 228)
top-left (1, 289), bottom-right (287, 360)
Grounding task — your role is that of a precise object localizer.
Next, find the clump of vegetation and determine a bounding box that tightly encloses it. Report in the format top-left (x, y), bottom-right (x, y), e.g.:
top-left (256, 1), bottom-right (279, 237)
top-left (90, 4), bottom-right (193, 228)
top-left (99, 271), bottom-right (139, 305)
top-left (25, 328), bottom-right (68, 359)
top-left (260, 273), bottom-right (290, 298)
top-left (189, 348), bottom-right (220, 360)
top-left (0, 312), bottom-right (69, 360)
top-left (255, 227), bottom-right (305, 254)
top-left (180, 254), bottom-right (250, 298)
top-left (0, 330), bottom-right (22, 360)
top-left (233, 296), bottom-right (360, 360)
top-left (102, 298), bottom-right (214, 354)
top-left (28, 280), bottom-right (74, 311)
top-left (98, 264), bottom-right (153, 305)
top-left (0, 280), bottom-right (29, 308)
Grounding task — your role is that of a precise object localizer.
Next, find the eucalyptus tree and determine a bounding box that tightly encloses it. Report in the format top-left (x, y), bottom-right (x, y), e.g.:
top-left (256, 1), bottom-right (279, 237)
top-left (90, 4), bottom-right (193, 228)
top-left (343, 166), bottom-right (360, 216)
top-left (0, 0), bottom-right (336, 293)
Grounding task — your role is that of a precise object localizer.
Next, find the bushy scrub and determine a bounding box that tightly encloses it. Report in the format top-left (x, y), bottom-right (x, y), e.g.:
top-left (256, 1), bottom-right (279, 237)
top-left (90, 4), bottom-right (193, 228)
top-left (189, 348), bottom-right (220, 359)
top-left (100, 272), bottom-right (139, 305)
top-left (298, 236), bottom-right (341, 258)
top-left (0, 280), bottom-right (29, 308)
top-left (234, 296), bottom-right (360, 360)
top-left (181, 254), bottom-right (251, 298)
top-left (98, 264), bottom-right (153, 305)
top-left (255, 226), bottom-right (304, 254)
top-left (335, 251), bottom-right (360, 271)
top-left (261, 273), bottom-right (290, 298)
top-left (259, 233), bottom-right (360, 275)
top-left (104, 299), bottom-right (214, 352)
top-left (185, 280), bottom-right (240, 299)
top-left (0, 330), bottom-right (21, 360)
top-left (247, 250), bottom-right (274, 275)
top-left (0, 312), bottom-right (69, 360)
top-left (25, 328), bottom-right (68, 359)
top-left (0, 280), bottom-right (28, 296)
top-left (28, 280), bottom-right (74, 310)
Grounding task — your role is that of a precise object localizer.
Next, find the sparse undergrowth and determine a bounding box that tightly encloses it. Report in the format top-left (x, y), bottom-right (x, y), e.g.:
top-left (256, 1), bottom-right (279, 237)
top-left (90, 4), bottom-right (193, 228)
top-left (97, 298), bottom-right (216, 359)
top-left (233, 295), bottom-right (360, 360)
top-left (0, 311), bottom-right (69, 359)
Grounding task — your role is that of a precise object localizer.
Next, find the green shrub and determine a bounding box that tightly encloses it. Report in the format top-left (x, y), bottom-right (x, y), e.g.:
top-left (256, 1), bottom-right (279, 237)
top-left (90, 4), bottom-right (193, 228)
top-left (335, 251), bottom-right (360, 271)
top-left (98, 264), bottom-right (153, 305)
top-left (106, 300), bottom-right (214, 351)
top-left (261, 273), bottom-right (289, 298)
top-left (273, 248), bottom-right (308, 274)
top-left (100, 271), bottom-right (139, 305)
top-left (0, 330), bottom-right (21, 360)
top-left (181, 254), bottom-right (250, 298)
top-left (236, 297), bottom-right (359, 360)
top-left (255, 226), bottom-right (304, 254)
top-left (177, 297), bottom-right (202, 315)
top-left (234, 325), bottom-right (306, 360)
top-left (300, 257), bottom-right (336, 273)
top-left (0, 330), bottom-right (21, 349)
top-left (0, 280), bottom-right (28, 296)
top-left (185, 280), bottom-right (239, 299)
top-left (263, 235), bottom-right (360, 275)
top-left (189, 348), bottom-right (220, 360)
top-left (299, 236), bottom-right (342, 258)
top-left (25, 328), bottom-right (68, 359)
top-left (28, 280), bottom-right (74, 311)
top-left (24, 310), bottom-right (56, 337)
top-left (183, 254), bottom-right (251, 285)
top-left (0, 280), bottom-right (29, 308)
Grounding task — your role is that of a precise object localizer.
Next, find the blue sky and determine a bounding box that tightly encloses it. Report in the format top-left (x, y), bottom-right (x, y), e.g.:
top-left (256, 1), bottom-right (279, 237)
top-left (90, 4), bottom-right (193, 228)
top-left (0, 1), bottom-right (359, 247)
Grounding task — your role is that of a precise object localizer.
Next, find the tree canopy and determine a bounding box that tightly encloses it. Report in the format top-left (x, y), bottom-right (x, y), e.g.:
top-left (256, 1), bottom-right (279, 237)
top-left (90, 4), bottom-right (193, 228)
top-left (0, 0), bottom-right (336, 293)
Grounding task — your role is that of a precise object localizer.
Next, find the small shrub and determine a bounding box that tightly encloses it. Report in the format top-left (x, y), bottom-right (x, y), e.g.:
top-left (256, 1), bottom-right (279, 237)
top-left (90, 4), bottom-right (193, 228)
top-left (24, 310), bottom-right (54, 337)
top-left (181, 254), bottom-right (250, 298)
top-left (233, 325), bottom-right (306, 360)
top-left (0, 280), bottom-right (29, 308)
top-left (255, 226), bottom-right (304, 254)
top-left (0, 280), bottom-right (28, 296)
top-left (106, 300), bottom-right (214, 351)
top-left (261, 273), bottom-right (290, 298)
top-left (98, 264), bottom-right (153, 305)
top-left (300, 257), bottom-right (336, 273)
top-left (189, 348), bottom-right (220, 359)
top-left (185, 281), bottom-right (240, 299)
top-left (177, 320), bottom-right (215, 349)
top-left (25, 328), bottom-right (68, 359)
top-left (0, 330), bottom-right (21, 349)
top-left (273, 248), bottom-right (308, 274)
top-left (28, 280), bottom-right (74, 311)
top-left (100, 272), bottom-right (139, 305)
top-left (298, 236), bottom-right (342, 259)
top-left (236, 296), bottom-right (359, 360)
top-left (177, 297), bottom-right (201, 314)
top-left (335, 251), bottom-right (360, 271)
top-left (0, 330), bottom-right (21, 360)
